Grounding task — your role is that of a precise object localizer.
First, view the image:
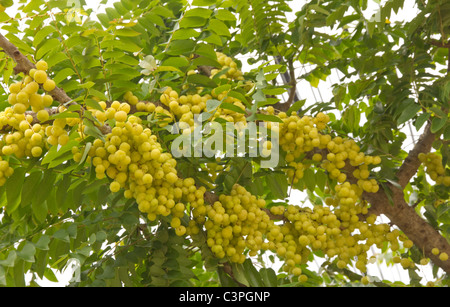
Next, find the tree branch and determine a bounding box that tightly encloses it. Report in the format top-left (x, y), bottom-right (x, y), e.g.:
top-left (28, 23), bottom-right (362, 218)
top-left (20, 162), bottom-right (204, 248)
top-left (363, 185), bottom-right (450, 275)
top-left (396, 121), bottom-right (435, 188)
top-left (429, 38), bottom-right (450, 48)
top-left (273, 58), bottom-right (299, 113)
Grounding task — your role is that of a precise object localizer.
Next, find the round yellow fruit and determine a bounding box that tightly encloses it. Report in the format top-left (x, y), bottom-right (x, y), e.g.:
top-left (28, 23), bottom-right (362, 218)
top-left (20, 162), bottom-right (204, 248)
top-left (43, 79), bottom-right (56, 92)
top-left (33, 70), bottom-right (48, 84)
top-left (36, 60), bottom-right (48, 71)
top-left (110, 181), bottom-right (121, 193)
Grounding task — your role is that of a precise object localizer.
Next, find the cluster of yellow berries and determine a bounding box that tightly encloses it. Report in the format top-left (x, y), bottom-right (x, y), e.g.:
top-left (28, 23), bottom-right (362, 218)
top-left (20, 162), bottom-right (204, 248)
top-left (160, 86), bottom-right (209, 127)
top-left (211, 52), bottom-right (245, 81)
top-left (210, 88), bottom-right (247, 123)
top-left (72, 111), bottom-right (207, 236)
top-left (419, 152), bottom-right (450, 186)
top-left (159, 87), bottom-right (247, 129)
top-left (155, 52), bottom-right (247, 128)
top-left (270, 202), bottom-right (395, 277)
top-left (275, 111), bottom-right (382, 194)
top-left (189, 184), bottom-right (271, 263)
top-left (0, 60), bottom-right (61, 160)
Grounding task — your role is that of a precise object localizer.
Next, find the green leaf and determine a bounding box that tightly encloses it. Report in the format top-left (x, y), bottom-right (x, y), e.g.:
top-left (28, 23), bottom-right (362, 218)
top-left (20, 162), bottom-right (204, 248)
top-left (287, 99), bottom-right (306, 114)
top-left (13, 259), bottom-right (25, 287)
top-left (206, 99), bottom-right (222, 112)
top-left (303, 168), bottom-right (316, 192)
top-left (185, 7), bottom-right (213, 19)
top-left (21, 171), bottom-right (43, 207)
top-left (33, 25), bottom-right (56, 47)
top-left (414, 112), bottom-right (430, 130)
top-left (53, 68), bottom-right (76, 84)
top-left (166, 39), bottom-right (196, 56)
top-left (217, 267), bottom-right (239, 286)
top-left (215, 9), bottom-right (237, 21)
top-left (115, 28), bottom-right (141, 37)
top-left (17, 242), bottom-right (36, 263)
top-left (53, 229), bottom-right (70, 243)
top-left (79, 142), bottom-right (92, 165)
top-left (227, 91), bottom-right (250, 108)
top-left (35, 235), bottom-right (51, 251)
top-left (208, 19), bottom-right (231, 37)
top-left (32, 170), bottom-right (57, 219)
top-left (397, 100), bottom-right (421, 125)
top-left (0, 251), bottom-right (17, 267)
top-left (242, 259), bottom-right (264, 287)
top-left (230, 263), bottom-right (250, 286)
top-left (431, 116), bottom-right (447, 133)
top-left (191, 0), bottom-right (217, 5)
top-left (153, 66), bottom-right (183, 74)
top-left (187, 74), bottom-right (217, 88)
top-left (32, 198), bottom-right (48, 224)
top-left (36, 38), bottom-right (61, 60)
top-left (172, 28), bottom-right (200, 40)
top-left (220, 102), bottom-right (246, 114)
top-left (266, 172), bottom-right (288, 199)
top-left (5, 167), bottom-right (26, 214)
top-left (255, 114), bottom-right (284, 123)
top-left (179, 16), bottom-right (207, 28)
top-left (259, 268), bottom-right (278, 287)
top-left (195, 43), bottom-right (218, 61)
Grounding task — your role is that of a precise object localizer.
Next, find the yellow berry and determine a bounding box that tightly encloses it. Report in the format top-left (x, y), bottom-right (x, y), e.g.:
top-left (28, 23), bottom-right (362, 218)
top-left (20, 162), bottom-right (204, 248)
top-left (37, 110), bottom-right (50, 122)
top-left (361, 276), bottom-right (370, 285)
top-left (31, 146), bottom-right (43, 158)
top-left (431, 248), bottom-right (440, 255)
top-left (110, 181), bottom-right (121, 193)
top-left (114, 110), bottom-right (128, 122)
top-left (33, 70), bottom-right (48, 84)
top-left (36, 60), bottom-right (48, 71)
top-left (43, 79), bottom-right (56, 92)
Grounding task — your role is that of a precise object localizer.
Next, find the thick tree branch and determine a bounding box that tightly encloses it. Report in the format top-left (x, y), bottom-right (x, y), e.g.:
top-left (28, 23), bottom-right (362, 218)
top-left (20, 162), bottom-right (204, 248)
top-left (396, 121), bottom-right (435, 188)
top-left (0, 33), bottom-right (35, 75)
top-left (364, 186), bottom-right (450, 275)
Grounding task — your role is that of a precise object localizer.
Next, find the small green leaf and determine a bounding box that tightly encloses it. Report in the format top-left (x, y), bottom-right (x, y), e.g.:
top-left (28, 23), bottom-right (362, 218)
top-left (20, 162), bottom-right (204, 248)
top-left (187, 74), bottom-right (217, 88)
top-left (5, 167), bottom-right (26, 214)
top-left (259, 268), bottom-right (278, 287)
top-left (215, 9), bottom-right (237, 21)
top-left (17, 242), bottom-right (36, 263)
top-left (266, 172), bottom-right (288, 199)
top-left (255, 114), bottom-right (284, 123)
top-left (191, 0), bottom-right (217, 5)
top-left (53, 229), bottom-right (70, 243)
top-left (36, 38), bottom-right (61, 60)
top-left (35, 235), bottom-right (51, 251)
top-left (287, 99), bottom-right (306, 114)
top-left (227, 91), bottom-right (250, 108)
top-left (242, 259), bottom-right (264, 287)
top-left (220, 102), bottom-right (246, 114)
top-left (166, 39), bottom-right (196, 56)
top-left (208, 19), bottom-right (231, 37)
top-left (398, 101), bottom-right (421, 124)
top-left (206, 99), bottom-right (222, 112)
top-left (79, 142), bottom-right (92, 165)
top-left (0, 251), bottom-right (17, 267)
top-left (303, 168), bottom-right (316, 192)
top-left (431, 116), bottom-right (446, 133)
